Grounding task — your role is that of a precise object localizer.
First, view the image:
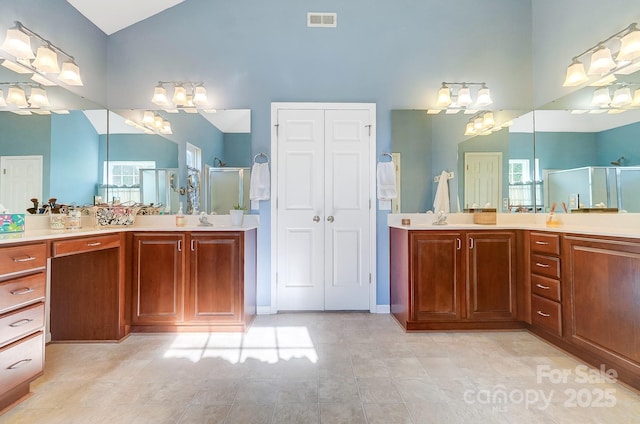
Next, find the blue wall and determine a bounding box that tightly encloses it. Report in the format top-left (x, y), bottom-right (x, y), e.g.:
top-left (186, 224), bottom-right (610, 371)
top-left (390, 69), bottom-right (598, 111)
top-left (224, 133), bottom-right (252, 168)
top-left (50, 111), bottom-right (100, 205)
top-left (596, 121), bottom-right (640, 166)
top-left (106, 134), bottom-right (179, 168)
top-left (535, 132), bottom-right (601, 171)
top-left (0, 113), bottom-right (51, 200)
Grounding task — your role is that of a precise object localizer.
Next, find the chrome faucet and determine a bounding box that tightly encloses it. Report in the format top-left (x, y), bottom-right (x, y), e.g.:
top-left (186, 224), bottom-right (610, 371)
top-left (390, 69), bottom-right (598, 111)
top-left (198, 211), bottom-right (213, 226)
top-left (433, 210), bottom-right (448, 225)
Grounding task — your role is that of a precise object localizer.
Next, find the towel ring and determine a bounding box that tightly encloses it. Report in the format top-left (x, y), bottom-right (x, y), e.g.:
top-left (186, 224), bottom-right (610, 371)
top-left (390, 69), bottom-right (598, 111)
top-left (253, 153), bottom-right (269, 164)
top-left (379, 152), bottom-right (393, 162)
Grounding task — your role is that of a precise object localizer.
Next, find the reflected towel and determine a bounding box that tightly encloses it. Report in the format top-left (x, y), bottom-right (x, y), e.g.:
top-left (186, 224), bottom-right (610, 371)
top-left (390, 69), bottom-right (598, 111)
top-left (249, 162), bottom-right (270, 201)
top-left (377, 162), bottom-right (397, 200)
top-left (433, 171), bottom-right (450, 213)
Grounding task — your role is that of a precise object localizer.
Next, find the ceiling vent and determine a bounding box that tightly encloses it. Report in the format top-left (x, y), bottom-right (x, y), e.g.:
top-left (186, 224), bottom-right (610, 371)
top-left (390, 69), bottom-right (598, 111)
top-left (307, 12), bottom-right (337, 28)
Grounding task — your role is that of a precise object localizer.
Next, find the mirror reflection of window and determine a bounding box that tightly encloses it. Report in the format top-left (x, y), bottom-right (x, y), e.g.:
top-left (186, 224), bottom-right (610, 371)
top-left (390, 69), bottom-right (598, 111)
top-left (186, 143), bottom-right (202, 171)
top-left (101, 160), bottom-right (155, 203)
top-left (508, 159), bottom-right (541, 211)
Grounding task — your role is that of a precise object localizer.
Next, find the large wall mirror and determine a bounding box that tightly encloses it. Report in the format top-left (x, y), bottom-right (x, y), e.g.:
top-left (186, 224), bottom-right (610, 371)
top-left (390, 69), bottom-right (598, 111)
top-left (110, 109), bottom-right (252, 214)
top-left (534, 69), bottom-right (640, 213)
top-left (391, 110), bottom-right (534, 213)
top-left (0, 65), bottom-right (107, 213)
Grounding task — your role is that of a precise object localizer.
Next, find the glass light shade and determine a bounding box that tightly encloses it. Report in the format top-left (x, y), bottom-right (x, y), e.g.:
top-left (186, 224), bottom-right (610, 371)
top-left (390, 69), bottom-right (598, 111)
top-left (563, 61), bottom-right (588, 86)
top-left (152, 85), bottom-right (169, 106)
top-left (0, 89), bottom-right (6, 106)
top-left (482, 112), bottom-right (495, 127)
top-left (58, 61), bottom-right (83, 86)
top-left (436, 86), bottom-right (452, 107)
top-left (591, 87), bottom-right (612, 107)
top-left (464, 122), bottom-right (476, 136)
top-left (142, 110), bottom-right (155, 125)
top-left (610, 86), bottom-right (632, 107)
top-left (587, 46), bottom-right (616, 75)
top-left (28, 86), bottom-right (49, 107)
top-left (153, 115), bottom-right (163, 129)
top-left (32, 46), bottom-right (60, 73)
top-left (617, 28), bottom-right (640, 62)
top-left (633, 88), bottom-right (640, 105)
top-left (160, 120), bottom-right (172, 134)
top-left (474, 116), bottom-right (484, 130)
top-left (1, 28), bottom-right (35, 60)
top-left (193, 85), bottom-right (208, 106)
top-left (172, 85), bottom-right (187, 106)
top-left (7, 86), bottom-right (28, 107)
top-left (457, 87), bottom-right (472, 107)
top-left (475, 87), bottom-right (493, 107)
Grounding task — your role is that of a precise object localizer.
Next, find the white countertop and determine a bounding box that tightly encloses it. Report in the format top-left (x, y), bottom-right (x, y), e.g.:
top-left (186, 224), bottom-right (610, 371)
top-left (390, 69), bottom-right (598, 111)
top-left (0, 214), bottom-right (259, 245)
top-left (388, 212), bottom-right (640, 239)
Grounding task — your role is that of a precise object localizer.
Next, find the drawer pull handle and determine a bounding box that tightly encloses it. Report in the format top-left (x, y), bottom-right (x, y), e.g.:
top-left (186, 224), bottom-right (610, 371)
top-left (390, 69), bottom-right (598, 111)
top-left (7, 358), bottom-right (32, 370)
top-left (86, 242), bottom-right (102, 247)
top-left (535, 241), bottom-right (549, 245)
top-left (9, 318), bottom-right (34, 327)
top-left (12, 256), bottom-right (36, 263)
top-left (536, 310), bottom-right (551, 318)
top-left (10, 287), bottom-right (35, 295)
top-left (536, 283), bottom-right (550, 290)
top-left (535, 262), bottom-right (550, 268)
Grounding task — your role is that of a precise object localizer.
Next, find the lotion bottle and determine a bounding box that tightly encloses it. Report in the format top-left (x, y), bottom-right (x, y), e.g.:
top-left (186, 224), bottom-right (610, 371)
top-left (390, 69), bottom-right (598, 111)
top-left (176, 202), bottom-right (186, 227)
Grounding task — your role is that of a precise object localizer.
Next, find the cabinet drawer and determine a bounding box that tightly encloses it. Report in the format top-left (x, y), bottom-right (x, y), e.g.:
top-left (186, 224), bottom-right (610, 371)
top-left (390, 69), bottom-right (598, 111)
top-left (0, 331), bottom-right (44, 393)
top-left (0, 303), bottom-right (44, 347)
top-left (0, 243), bottom-right (46, 278)
top-left (531, 254), bottom-right (561, 279)
top-left (531, 295), bottom-right (562, 336)
top-left (0, 273), bottom-right (46, 314)
top-left (52, 234), bottom-right (120, 258)
top-left (530, 232), bottom-right (560, 256)
top-left (531, 274), bottom-right (561, 302)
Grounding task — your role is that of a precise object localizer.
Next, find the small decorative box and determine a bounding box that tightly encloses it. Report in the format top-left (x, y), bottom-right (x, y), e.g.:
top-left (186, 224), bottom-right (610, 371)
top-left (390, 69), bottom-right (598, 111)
top-left (0, 214), bottom-right (26, 233)
top-left (95, 206), bottom-right (139, 228)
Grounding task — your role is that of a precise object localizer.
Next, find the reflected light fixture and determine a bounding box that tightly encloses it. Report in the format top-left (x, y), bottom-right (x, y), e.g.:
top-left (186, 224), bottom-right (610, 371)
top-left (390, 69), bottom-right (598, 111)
top-left (27, 85), bottom-right (49, 107)
top-left (0, 89), bottom-right (6, 106)
top-left (142, 110), bottom-right (155, 125)
top-left (434, 81), bottom-right (493, 110)
top-left (464, 111), bottom-right (500, 136)
top-left (152, 81), bottom-right (209, 109)
top-left (1, 21), bottom-right (83, 86)
top-left (610, 86), bottom-right (632, 107)
top-left (591, 87), bottom-right (612, 107)
top-left (6, 85), bottom-right (28, 107)
top-left (562, 22), bottom-right (640, 86)
top-left (633, 88), bottom-right (640, 105)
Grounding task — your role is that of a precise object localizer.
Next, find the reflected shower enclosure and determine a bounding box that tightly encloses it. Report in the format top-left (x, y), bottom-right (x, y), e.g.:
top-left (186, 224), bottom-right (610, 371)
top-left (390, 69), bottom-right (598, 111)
top-left (203, 166), bottom-right (250, 214)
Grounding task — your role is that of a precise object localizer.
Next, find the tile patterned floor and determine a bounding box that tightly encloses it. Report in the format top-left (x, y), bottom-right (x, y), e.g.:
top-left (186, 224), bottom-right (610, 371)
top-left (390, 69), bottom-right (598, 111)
top-left (2, 313), bottom-right (640, 423)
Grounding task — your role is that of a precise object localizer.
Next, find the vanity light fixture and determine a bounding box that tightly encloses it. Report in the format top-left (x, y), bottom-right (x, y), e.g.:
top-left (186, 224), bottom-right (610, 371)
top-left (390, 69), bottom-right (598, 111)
top-left (27, 85), bottom-right (49, 108)
top-left (0, 89), bottom-right (6, 106)
top-left (562, 22), bottom-right (640, 86)
top-left (464, 111), bottom-right (500, 136)
top-left (6, 85), bottom-right (28, 107)
top-left (151, 81), bottom-right (209, 109)
top-left (2, 83), bottom-right (51, 108)
top-left (588, 83), bottom-right (640, 109)
top-left (610, 86), bottom-right (632, 107)
top-left (591, 87), bottom-right (612, 107)
top-left (435, 82), bottom-right (493, 110)
top-left (633, 88), bottom-right (640, 105)
top-left (0, 21), bottom-right (83, 86)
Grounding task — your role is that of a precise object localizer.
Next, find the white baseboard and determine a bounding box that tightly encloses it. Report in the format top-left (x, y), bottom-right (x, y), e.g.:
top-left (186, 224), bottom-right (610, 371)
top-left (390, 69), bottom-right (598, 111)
top-left (257, 306), bottom-right (276, 315)
top-left (375, 304), bottom-right (390, 314)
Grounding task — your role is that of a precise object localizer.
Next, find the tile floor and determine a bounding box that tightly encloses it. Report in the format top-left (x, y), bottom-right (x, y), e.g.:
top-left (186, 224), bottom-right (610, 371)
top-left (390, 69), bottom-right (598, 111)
top-left (2, 313), bottom-right (640, 423)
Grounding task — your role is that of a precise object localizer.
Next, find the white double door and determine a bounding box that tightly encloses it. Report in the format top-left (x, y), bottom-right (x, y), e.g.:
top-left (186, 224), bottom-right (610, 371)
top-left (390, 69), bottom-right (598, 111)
top-left (275, 106), bottom-right (373, 311)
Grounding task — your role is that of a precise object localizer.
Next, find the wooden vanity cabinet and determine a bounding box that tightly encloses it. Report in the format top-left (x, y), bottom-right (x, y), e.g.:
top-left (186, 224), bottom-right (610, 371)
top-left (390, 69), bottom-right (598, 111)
top-left (131, 233), bottom-right (186, 326)
top-left (390, 228), bottom-right (519, 330)
top-left (528, 232), bottom-right (563, 337)
top-left (130, 230), bottom-right (256, 332)
top-left (0, 242), bottom-right (46, 412)
top-left (50, 234), bottom-right (126, 341)
top-left (562, 234), bottom-right (640, 389)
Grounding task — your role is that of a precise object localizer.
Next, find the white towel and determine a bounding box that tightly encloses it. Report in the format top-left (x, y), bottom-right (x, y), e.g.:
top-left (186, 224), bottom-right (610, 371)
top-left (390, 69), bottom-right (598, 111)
top-left (433, 171), bottom-right (450, 213)
top-left (376, 162), bottom-right (397, 200)
top-left (249, 162), bottom-right (270, 201)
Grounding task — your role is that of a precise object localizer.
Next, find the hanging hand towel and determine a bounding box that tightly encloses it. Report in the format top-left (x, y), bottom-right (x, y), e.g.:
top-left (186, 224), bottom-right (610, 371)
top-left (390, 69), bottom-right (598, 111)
top-left (249, 162), bottom-right (270, 201)
top-left (377, 161), bottom-right (397, 200)
top-left (433, 170), bottom-right (450, 213)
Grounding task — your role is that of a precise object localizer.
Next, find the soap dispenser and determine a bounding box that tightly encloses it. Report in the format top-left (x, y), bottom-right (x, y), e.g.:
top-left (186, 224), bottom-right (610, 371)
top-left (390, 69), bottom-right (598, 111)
top-left (176, 202), bottom-right (186, 227)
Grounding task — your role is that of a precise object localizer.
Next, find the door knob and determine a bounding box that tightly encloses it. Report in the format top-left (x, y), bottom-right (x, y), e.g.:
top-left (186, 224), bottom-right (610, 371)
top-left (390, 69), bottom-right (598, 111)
top-left (327, 216), bottom-right (334, 223)
top-left (313, 215), bottom-right (320, 223)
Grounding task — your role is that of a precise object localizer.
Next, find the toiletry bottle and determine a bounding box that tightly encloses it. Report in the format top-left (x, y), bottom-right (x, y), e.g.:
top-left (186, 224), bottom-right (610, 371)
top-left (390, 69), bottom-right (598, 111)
top-left (176, 202), bottom-right (186, 227)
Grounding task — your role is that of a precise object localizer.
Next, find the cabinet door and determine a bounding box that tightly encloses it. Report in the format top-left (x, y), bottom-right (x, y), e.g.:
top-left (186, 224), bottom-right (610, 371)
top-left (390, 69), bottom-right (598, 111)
top-left (467, 231), bottom-right (517, 320)
top-left (132, 233), bottom-right (185, 324)
top-left (564, 236), bottom-right (640, 367)
top-left (410, 232), bottom-right (463, 321)
top-left (186, 233), bottom-right (242, 322)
